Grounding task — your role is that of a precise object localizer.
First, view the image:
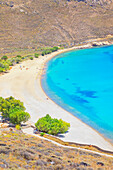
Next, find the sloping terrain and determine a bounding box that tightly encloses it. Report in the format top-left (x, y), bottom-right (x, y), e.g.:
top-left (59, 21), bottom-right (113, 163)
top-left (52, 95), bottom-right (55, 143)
top-left (0, 129), bottom-right (113, 169)
top-left (0, 0), bottom-right (113, 50)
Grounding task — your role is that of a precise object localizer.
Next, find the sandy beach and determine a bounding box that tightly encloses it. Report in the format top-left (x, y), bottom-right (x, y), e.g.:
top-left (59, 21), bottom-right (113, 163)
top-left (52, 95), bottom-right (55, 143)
top-left (0, 45), bottom-right (113, 152)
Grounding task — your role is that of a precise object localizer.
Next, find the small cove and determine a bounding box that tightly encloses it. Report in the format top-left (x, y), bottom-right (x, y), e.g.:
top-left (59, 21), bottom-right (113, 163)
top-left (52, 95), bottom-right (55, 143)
top-left (41, 45), bottom-right (113, 143)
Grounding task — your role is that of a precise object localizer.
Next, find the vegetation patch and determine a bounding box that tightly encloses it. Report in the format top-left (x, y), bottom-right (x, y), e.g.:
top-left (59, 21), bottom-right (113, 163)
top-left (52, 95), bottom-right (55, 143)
top-left (0, 46), bottom-right (59, 73)
top-left (35, 114), bottom-right (70, 135)
top-left (34, 53), bottom-right (39, 58)
top-left (42, 46), bottom-right (59, 56)
top-left (0, 96), bottom-right (30, 125)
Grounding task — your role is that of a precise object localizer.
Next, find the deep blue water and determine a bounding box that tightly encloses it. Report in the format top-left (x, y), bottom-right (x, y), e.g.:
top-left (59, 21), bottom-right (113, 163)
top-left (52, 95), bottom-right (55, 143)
top-left (41, 45), bottom-right (113, 143)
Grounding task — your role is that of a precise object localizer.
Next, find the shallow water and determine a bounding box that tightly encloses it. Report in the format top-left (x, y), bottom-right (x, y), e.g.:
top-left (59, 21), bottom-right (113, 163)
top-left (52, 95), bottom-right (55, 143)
top-left (41, 45), bottom-right (113, 143)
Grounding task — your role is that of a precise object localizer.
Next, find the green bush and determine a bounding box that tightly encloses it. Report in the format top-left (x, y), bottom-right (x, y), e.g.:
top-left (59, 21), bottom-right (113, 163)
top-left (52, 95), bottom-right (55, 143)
top-left (1, 56), bottom-right (8, 60)
top-left (35, 114), bottom-right (70, 135)
top-left (30, 57), bottom-right (33, 60)
top-left (16, 55), bottom-right (22, 58)
top-left (34, 53), bottom-right (39, 58)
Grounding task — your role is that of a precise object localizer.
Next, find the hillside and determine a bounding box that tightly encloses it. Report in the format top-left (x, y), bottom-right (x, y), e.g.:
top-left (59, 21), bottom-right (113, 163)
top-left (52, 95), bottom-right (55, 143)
top-left (0, 0), bottom-right (113, 51)
top-left (0, 129), bottom-right (113, 169)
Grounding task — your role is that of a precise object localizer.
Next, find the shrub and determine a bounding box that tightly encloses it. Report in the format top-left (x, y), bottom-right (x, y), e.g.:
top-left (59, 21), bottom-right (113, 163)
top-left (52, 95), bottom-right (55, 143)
top-left (40, 132), bottom-right (45, 136)
top-left (34, 53), bottom-right (39, 58)
top-left (30, 57), bottom-right (33, 60)
top-left (1, 56), bottom-right (8, 60)
top-left (35, 114), bottom-right (70, 135)
top-left (16, 124), bottom-right (21, 130)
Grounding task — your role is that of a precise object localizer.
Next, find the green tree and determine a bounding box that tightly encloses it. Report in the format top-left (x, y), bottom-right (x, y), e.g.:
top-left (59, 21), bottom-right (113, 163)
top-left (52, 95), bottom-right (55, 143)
top-left (0, 96), bottom-right (25, 118)
top-left (1, 56), bottom-right (8, 60)
top-left (0, 61), bottom-right (10, 72)
top-left (30, 57), bottom-right (33, 60)
top-left (50, 46), bottom-right (59, 52)
top-left (9, 108), bottom-right (30, 125)
top-left (42, 51), bottom-right (45, 56)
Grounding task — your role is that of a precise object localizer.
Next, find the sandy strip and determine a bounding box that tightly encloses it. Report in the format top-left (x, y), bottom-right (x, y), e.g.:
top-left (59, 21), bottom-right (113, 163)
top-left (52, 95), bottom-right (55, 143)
top-left (0, 45), bottom-right (113, 152)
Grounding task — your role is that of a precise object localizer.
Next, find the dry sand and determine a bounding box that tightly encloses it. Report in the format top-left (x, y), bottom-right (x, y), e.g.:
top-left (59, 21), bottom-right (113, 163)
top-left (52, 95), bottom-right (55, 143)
top-left (0, 45), bottom-right (113, 152)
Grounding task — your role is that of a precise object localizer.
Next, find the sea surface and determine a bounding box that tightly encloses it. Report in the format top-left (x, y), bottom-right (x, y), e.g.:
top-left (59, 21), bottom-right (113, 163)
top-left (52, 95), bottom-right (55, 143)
top-left (41, 45), bottom-right (113, 143)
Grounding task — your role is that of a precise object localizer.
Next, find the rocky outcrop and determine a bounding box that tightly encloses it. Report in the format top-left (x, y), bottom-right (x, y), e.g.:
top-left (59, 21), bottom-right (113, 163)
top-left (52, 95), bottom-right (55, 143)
top-left (92, 41), bottom-right (110, 46)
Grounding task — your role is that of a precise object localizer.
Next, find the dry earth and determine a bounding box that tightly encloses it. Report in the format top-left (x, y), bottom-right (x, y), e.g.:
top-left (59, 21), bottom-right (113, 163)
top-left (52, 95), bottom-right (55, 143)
top-left (0, 0), bottom-right (113, 51)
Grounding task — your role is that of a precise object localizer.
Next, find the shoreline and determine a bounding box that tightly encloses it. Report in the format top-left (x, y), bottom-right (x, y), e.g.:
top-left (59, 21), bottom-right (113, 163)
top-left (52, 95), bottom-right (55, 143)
top-left (0, 41), bottom-right (113, 151)
top-left (40, 44), bottom-right (113, 146)
top-left (40, 43), bottom-right (113, 148)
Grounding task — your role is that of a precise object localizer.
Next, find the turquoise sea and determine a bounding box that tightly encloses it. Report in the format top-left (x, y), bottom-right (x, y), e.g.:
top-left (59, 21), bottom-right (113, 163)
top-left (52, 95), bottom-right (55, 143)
top-left (41, 45), bottom-right (113, 143)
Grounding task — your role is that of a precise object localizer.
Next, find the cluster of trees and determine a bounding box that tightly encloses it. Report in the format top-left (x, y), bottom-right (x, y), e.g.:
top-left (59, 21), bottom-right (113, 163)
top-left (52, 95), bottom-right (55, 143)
top-left (0, 46), bottom-right (59, 72)
top-left (42, 46), bottom-right (59, 56)
top-left (35, 114), bottom-right (70, 135)
top-left (0, 96), bottom-right (30, 125)
top-left (0, 55), bottom-right (23, 72)
top-left (0, 53), bottom-right (41, 72)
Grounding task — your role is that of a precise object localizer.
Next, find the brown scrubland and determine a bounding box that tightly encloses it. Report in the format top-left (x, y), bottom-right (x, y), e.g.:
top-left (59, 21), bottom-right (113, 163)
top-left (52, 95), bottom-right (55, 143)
top-left (0, 129), bottom-right (113, 169)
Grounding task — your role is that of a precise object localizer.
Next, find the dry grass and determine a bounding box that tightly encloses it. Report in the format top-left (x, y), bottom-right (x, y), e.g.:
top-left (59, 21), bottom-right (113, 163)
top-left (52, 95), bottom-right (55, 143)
top-left (0, 129), bottom-right (113, 169)
top-left (0, 0), bottom-right (113, 52)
